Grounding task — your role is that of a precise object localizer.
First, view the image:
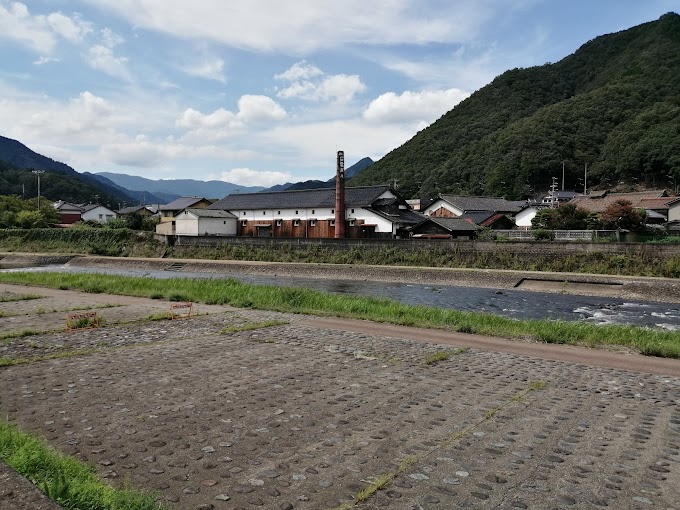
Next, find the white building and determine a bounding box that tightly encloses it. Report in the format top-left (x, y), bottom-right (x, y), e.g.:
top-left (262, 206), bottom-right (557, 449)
top-left (80, 204), bottom-right (117, 224)
top-left (174, 208), bottom-right (237, 236)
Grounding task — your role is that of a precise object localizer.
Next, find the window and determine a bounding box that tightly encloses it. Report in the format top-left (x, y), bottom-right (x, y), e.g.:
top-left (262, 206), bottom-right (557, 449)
top-left (351, 209), bottom-right (354, 213)
top-left (263, 211), bottom-right (266, 215)
top-left (312, 210), bottom-right (315, 214)
top-left (330, 220), bottom-right (335, 227)
top-left (243, 212), bottom-right (246, 216)
top-left (241, 220), bottom-right (247, 227)
top-left (223, 221), bottom-right (226, 224)
top-left (293, 219), bottom-right (300, 227)
top-left (331, 209), bottom-right (334, 214)
top-left (275, 220), bottom-right (282, 227)
top-left (349, 220), bottom-right (355, 227)
top-left (295, 210), bottom-right (299, 215)
top-left (278, 211), bottom-right (281, 215)
top-left (99, 214), bottom-right (103, 219)
top-left (310, 220), bottom-right (316, 227)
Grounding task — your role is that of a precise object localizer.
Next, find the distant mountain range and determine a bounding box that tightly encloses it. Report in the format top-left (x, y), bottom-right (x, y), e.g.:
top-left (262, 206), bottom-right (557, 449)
top-left (94, 172), bottom-right (265, 202)
top-left (0, 134), bottom-right (374, 209)
top-left (97, 157), bottom-right (374, 199)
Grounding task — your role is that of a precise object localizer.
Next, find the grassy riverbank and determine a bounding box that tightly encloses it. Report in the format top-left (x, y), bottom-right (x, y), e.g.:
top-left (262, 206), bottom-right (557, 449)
top-left (1, 271), bottom-right (679, 358)
top-left (0, 419), bottom-right (163, 510)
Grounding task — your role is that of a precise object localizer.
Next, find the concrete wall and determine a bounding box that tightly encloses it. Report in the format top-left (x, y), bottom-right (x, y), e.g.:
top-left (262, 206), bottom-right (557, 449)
top-left (168, 236), bottom-right (680, 258)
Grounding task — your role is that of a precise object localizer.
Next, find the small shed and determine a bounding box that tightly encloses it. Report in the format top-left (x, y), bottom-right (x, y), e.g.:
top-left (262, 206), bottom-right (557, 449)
top-left (175, 208), bottom-right (237, 236)
top-left (410, 217), bottom-right (480, 240)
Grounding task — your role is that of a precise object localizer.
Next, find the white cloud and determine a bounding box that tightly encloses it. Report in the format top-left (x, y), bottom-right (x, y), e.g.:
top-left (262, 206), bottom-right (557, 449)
top-left (87, 45), bottom-right (131, 81)
top-left (0, 2), bottom-right (56, 53)
top-left (363, 88), bottom-right (470, 124)
top-left (237, 95), bottom-right (287, 123)
top-left (176, 95), bottom-right (287, 137)
top-left (46, 12), bottom-right (92, 44)
top-left (275, 61), bottom-right (323, 81)
top-left (176, 107), bottom-right (241, 130)
top-left (218, 168), bottom-right (292, 187)
top-left (183, 56), bottom-right (226, 82)
top-left (33, 56), bottom-right (59, 65)
top-left (84, 0), bottom-right (497, 53)
top-left (99, 27), bottom-right (124, 48)
top-left (276, 63), bottom-right (366, 103)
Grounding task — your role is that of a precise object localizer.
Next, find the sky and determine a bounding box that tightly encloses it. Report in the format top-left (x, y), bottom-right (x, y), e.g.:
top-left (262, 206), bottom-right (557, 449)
top-left (1, 1), bottom-right (678, 187)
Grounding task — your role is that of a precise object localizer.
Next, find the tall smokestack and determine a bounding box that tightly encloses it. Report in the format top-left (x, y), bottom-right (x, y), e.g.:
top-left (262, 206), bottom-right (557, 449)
top-left (334, 150), bottom-right (345, 239)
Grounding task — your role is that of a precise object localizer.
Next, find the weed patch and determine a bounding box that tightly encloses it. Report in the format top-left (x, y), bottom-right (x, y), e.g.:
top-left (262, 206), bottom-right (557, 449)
top-left (423, 347), bottom-right (470, 365)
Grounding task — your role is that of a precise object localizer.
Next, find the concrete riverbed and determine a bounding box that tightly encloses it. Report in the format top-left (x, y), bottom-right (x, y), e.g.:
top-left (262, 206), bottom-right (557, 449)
top-left (0, 280), bottom-right (679, 510)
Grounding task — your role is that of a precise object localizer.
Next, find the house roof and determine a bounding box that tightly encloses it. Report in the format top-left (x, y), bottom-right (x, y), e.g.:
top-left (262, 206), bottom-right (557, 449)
top-left (569, 191), bottom-right (671, 213)
top-left (436, 195), bottom-right (523, 214)
top-left (413, 217), bottom-right (480, 232)
top-left (366, 208), bottom-right (424, 225)
top-left (179, 208), bottom-right (237, 219)
top-left (118, 205), bottom-right (150, 215)
top-left (81, 203), bottom-right (115, 213)
top-left (160, 196), bottom-right (212, 211)
top-left (208, 185), bottom-right (392, 211)
top-left (459, 211), bottom-right (496, 225)
top-left (53, 201), bottom-right (83, 211)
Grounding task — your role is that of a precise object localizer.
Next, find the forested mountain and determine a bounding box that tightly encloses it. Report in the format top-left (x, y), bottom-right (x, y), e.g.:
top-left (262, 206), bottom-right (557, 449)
top-left (351, 13), bottom-right (680, 199)
top-left (0, 136), bottom-right (142, 206)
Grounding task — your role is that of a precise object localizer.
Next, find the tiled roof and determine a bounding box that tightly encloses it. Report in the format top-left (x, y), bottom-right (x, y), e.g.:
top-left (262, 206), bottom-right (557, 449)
top-left (160, 196), bottom-right (211, 211)
top-left (415, 217), bottom-right (480, 232)
top-left (366, 208), bottom-right (424, 225)
top-left (438, 195), bottom-right (523, 214)
top-left (180, 208), bottom-right (237, 219)
top-left (118, 205), bottom-right (148, 214)
top-left (209, 185), bottom-right (392, 211)
top-left (459, 212), bottom-right (496, 224)
top-left (569, 191), bottom-right (671, 213)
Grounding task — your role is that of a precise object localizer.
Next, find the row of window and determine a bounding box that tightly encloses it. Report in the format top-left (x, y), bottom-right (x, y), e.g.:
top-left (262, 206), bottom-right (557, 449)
top-left (240, 219), bottom-right (357, 227)
top-left (242, 209), bottom-right (355, 216)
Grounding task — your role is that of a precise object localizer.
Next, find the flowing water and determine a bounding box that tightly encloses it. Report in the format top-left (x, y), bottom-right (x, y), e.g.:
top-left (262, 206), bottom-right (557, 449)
top-left (4, 264), bottom-right (680, 330)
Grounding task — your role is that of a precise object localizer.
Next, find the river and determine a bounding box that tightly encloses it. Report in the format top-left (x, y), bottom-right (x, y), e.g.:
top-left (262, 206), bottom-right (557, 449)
top-left (3, 263), bottom-right (680, 330)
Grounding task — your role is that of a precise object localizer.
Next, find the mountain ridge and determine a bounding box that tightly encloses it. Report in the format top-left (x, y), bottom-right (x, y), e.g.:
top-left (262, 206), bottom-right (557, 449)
top-left (350, 12), bottom-right (680, 199)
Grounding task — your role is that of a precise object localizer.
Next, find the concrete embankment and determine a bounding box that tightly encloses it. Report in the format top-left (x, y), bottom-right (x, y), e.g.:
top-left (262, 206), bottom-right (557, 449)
top-left (3, 251), bottom-right (680, 303)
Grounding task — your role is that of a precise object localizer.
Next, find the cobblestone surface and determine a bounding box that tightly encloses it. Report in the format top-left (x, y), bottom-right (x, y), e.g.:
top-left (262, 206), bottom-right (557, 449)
top-left (0, 287), bottom-right (679, 509)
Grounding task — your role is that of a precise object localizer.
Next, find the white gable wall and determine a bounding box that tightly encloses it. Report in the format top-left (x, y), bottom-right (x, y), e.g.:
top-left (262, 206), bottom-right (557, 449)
top-left (81, 206), bottom-right (117, 223)
top-left (515, 207), bottom-right (539, 229)
top-left (175, 211), bottom-right (237, 236)
top-left (422, 199), bottom-right (463, 217)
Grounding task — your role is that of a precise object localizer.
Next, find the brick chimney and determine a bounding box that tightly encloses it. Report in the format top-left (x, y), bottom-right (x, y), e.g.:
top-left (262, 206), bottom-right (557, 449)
top-left (334, 150), bottom-right (345, 238)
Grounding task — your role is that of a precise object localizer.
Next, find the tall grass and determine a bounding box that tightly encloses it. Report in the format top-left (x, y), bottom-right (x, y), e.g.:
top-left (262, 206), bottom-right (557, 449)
top-left (0, 419), bottom-right (164, 510)
top-left (0, 271), bottom-right (679, 358)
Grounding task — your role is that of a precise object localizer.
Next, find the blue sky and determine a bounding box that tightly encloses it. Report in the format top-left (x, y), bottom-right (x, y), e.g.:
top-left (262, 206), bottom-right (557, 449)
top-left (1, 1), bottom-right (678, 186)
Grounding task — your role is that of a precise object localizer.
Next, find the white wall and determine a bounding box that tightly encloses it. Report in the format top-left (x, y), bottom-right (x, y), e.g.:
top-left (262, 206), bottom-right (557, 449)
top-left (81, 206), bottom-right (117, 223)
top-left (175, 212), bottom-right (237, 236)
top-left (515, 207), bottom-right (538, 229)
top-left (422, 200), bottom-right (463, 217)
top-left (669, 203), bottom-right (680, 222)
top-left (351, 209), bottom-right (395, 234)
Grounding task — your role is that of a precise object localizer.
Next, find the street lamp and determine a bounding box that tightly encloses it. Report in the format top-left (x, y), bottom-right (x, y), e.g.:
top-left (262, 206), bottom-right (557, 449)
top-left (32, 170), bottom-right (44, 211)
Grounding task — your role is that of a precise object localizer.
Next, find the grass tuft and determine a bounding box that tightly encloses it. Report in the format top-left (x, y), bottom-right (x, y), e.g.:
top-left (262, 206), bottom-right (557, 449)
top-left (528, 380), bottom-right (548, 390)
top-left (424, 347), bottom-right (469, 365)
top-left (220, 320), bottom-right (288, 335)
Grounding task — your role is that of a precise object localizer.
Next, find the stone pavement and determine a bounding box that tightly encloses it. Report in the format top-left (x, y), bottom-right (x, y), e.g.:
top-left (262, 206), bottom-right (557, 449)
top-left (0, 286), bottom-right (678, 509)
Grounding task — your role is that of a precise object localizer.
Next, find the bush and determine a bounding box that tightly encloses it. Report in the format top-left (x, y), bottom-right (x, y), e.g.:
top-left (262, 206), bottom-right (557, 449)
top-left (532, 229), bottom-right (555, 240)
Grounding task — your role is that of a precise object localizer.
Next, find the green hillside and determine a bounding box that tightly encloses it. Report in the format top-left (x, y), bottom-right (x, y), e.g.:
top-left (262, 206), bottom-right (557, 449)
top-left (351, 13), bottom-right (680, 199)
top-left (0, 136), bottom-right (137, 207)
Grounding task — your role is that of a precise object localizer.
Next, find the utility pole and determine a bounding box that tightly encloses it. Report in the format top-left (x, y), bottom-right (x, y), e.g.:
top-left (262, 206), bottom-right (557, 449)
top-left (549, 176), bottom-right (558, 208)
top-left (584, 163), bottom-right (588, 196)
top-left (32, 170), bottom-right (44, 211)
top-left (562, 161), bottom-right (565, 191)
